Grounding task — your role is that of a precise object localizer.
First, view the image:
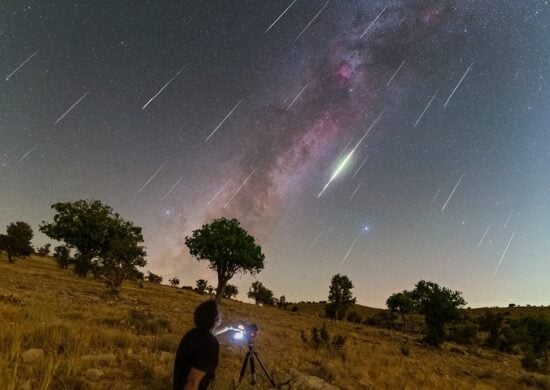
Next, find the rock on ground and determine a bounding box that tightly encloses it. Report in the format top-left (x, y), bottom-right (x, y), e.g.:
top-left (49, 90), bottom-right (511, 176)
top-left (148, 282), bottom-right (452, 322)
top-left (85, 368), bottom-right (104, 381)
top-left (21, 348), bottom-right (44, 364)
top-left (287, 369), bottom-right (340, 390)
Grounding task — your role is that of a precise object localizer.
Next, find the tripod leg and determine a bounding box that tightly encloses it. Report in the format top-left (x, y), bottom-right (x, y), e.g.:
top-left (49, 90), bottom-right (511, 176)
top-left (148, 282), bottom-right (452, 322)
top-left (249, 353), bottom-right (256, 385)
top-left (253, 351), bottom-right (277, 387)
top-left (238, 351), bottom-right (251, 384)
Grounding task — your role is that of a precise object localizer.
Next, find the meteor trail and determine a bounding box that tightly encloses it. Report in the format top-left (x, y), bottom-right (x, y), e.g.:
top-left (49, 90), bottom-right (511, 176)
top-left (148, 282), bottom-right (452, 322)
top-left (138, 161), bottom-right (168, 193)
top-left (414, 90), bottom-right (438, 128)
top-left (504, 210), bottom-right (514, 228)
top-left (206, 181), bottom-right (231, 206)
top-left (264, 0), bottom-right (297, 34)
top-left (6, 50), bottom-right (38, 81)
top-left (318, 107), bottom-right (386, 197)
top-left (441, 174), bottom-right (464, 212)
top-left (478, 224), bottom-right (491, 248)
top-left (224, 169), bottom-right (256, 208)
top-left (352, 157), bottom-right (368, 179)
top-left (17, 146), bottom-right (36, 163)
top-left (205, 99), bottom-right (243, 142)
top-left (443, 62), bottom-right (474, 108)
top-left (54, 92), bottom-right (90, 125)
top-left (286, 83), bottom-right (309, 111)
top-left (348, 182), bottom-right (363, 201)
top-left (293, 0), bottom-right (330, 44)
top-left (306, 229), bottom-right (324, 251)
top-left (161, 176), bottom-right (183, 200)
top-left (386, 58), bottom-right (406, 86)
top-left (360, 4), bottom-right (389, 38)
top-left (142, 64), bottom-right (187, 110)
top-left (340, 228), bottom-right (366, 266)
top-left (494, 231), bottom-right (516, 274)
top-left (431, 188), bottom-right (441, 203)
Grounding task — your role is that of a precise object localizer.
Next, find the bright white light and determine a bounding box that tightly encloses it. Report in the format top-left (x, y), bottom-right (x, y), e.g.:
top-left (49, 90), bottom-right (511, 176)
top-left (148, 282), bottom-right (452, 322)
top-left (364, 226), bottom-right (369, 231)
top-left (234, 332), bottom-right (244, 340)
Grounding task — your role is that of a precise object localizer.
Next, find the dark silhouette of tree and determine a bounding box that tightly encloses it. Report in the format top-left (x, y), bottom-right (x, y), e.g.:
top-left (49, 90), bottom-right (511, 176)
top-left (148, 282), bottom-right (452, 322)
top-left (169, 277), bottom-right (180, 287)
top-left (40, 200), bottom-right (147, 290)
top-left (37, 243), bottom-right (52, 257)
top-left (277, 295), bottom-right (289, 309)
top-left (410, 280), bottom-right (466, 346)
top-left (147, 271), bottom-right (163, 284)
top-left (0, 222), bottom-right (34, 262)
top-left (195, 279), bottom-right (208, 294)
top-left (247, 281), bottom-right (274, 305)
top-left (53, 245), bottom-right (72, 269)
top-left (325, 274), bottom-right (356, 320)
top-left (222, 284), bottom-right (239, 299)
top-left (478, 310), bottom-right (507, 348)
top-left (185, 217), bottom-right (265, 303)
top-left (386, 291), bottom-right (416, 332)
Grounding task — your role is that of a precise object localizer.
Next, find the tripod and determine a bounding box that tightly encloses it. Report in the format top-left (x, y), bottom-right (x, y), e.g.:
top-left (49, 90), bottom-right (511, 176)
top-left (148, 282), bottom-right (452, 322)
top-left (238, 338), bottom-right (278, 388)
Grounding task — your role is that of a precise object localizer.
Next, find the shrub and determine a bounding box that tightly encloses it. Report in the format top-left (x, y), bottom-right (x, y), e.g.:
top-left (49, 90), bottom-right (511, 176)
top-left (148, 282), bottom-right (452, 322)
top-left (400, 344), bottom-right (411, 357)
top-left (301, 323), bottom-right (347, 360)
top-left (447, 323), bottom-right (479, 345)
top-left (126, 309), bottom-right (171, 334)
top-left (346, 311), bottom-right (362, 323)
top-left (147, 271), bottom-right (163, 284)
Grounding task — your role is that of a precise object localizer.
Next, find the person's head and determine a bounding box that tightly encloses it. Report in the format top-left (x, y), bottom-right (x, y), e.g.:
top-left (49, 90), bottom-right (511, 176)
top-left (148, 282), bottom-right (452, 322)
top-left (194, 300), bottom-right (221, 331)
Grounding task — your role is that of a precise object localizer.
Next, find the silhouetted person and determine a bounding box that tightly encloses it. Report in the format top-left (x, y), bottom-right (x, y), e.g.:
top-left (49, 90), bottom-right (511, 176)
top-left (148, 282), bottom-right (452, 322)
top-left (173, 300), bottom-right (221, 390)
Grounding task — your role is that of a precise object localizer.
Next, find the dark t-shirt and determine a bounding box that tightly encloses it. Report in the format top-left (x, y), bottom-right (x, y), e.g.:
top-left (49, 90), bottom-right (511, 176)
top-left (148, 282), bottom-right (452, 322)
top-left (173, 328), bottom-right (219, 390)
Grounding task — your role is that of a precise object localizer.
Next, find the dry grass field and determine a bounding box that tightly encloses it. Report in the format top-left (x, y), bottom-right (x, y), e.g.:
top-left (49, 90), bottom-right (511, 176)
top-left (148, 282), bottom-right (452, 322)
top-left (1, 255), bottom-right (549, 389)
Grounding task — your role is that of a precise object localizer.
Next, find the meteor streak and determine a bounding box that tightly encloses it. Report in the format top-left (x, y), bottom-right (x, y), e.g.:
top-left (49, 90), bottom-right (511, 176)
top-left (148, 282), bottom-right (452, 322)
top-left (360, 4), bottom-right (389, 38)
top-left (161, 176), bottom-right (183, 200)
top-left (504, 210), bottom-right (513, 228)
top-left (264, 0), bottom-right (297, 34)
top-left (494, 231), bottom-right (516, 274)
top-left (348, 182), bottom-right (363, 201)
top-left (431, 188), bottom-right (441, 203)
top-left (306, 229), bottom-right (324, 251)
top-left (293, 0), bottom-right (330, 44)
top-left (138, 161), bottom-right (168, 193)
top-left (441, 174), bottom-right (464, 212)
top-left (206, 181), bottom-right (231, 206)
top-left (352, 157), bottom-right (368, 179)
top-left (286, 83), bottom-right (309, 111)
top-left (224, 169), bottom-right (256, 208)
top-left (386, 58), bottom-right (406, 86)
top-left (478, 224), bottom-right (491, 248)
top-left (414, 90), bottom-right (438, 128)
top-left (54, 92), bottom-right (90, 125)
top-left (6, 50), bottom-right (38, 81)
top-left (142, 64), bottom-right (187, 110)
top-left (340, 228), bottom-right (367, 266)
top-left (443, 62), bottom-right (474, 108)
top-left (318, 107), bottom-right (386, 197)
top-left (17, 146), bottom-right (36, 163)
top-left (205, 99), bottom-right (243, 142)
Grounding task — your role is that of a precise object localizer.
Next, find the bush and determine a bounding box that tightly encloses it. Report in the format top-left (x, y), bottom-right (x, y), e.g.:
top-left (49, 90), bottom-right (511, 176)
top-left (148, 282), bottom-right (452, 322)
top-left (400, 344), bottom-right (411, 357)
top-left (346, 311), bottom-right (362, 323)
top-left (126, 309), bottom-right (171, 334)
top-left (447, 323), bottom-right (479, 345)
top-left (147, 271), bottom-right (163, 284)
top-left (301, 323), bottom-right (347, 360)
top-left (366, 311), bottom-right (397, 329)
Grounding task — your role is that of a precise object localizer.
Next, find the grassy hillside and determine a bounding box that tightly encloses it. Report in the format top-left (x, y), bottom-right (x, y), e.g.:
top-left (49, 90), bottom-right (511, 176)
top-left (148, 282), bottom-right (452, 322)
top-left (1, 255), bottom-right (549, 389)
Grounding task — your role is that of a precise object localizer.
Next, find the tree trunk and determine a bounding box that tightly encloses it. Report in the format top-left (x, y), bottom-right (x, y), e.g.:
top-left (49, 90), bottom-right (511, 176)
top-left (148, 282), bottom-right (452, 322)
top-left (401, 313), bottom-right (406, 332)
top-left (214, 274), bottom-right (227, 303)
top-left (7, 252), bottom-right (13, 263)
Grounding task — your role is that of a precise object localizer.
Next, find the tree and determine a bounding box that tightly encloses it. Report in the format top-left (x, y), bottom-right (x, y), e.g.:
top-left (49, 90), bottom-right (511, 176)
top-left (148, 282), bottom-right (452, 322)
top-left (478, 310), bottom-right (506, 348)
top-left (222, 284), bottom-right (239, 299)
top-left (37, 243), bottom-right (52, 257)
top-left (386, 291), bottom-right (416, 332)
top-left (410, 280), bottom-right (466, 346)
top-left (195, 279), bottom-right (208, 294)
top-left (247, 281), bottom-right (274, 305)
top-left (147, 271), bottom-right (163, 284)
top-left (185, 217), bottom-right (265, 303)
top-left (0, 222), bottom-right (34, 262)
top-left (53, 245), bottom-right (72, 269)
top-left (40, 200), bottom-right (147, 295)
top-left (277, 295), bottom-right (289, 310)
top-left (325, 274), bottom-right (356, 320)
top-left (169, 277), bottom-right (180, 288)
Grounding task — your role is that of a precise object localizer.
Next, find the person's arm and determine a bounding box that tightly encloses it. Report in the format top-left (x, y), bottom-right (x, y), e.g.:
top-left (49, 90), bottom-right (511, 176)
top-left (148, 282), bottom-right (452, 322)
top-left (183, 367), bottom-right (206, 390)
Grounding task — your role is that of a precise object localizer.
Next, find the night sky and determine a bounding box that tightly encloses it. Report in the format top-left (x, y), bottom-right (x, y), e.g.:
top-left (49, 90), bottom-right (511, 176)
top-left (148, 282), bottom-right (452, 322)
top-left (1, 1), bottom-right (549, 307)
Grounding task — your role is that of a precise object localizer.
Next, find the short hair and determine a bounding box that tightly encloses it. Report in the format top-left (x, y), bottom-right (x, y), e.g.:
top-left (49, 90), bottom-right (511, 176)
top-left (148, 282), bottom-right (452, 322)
top-left (194, 300), bottom-right (219, 330)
